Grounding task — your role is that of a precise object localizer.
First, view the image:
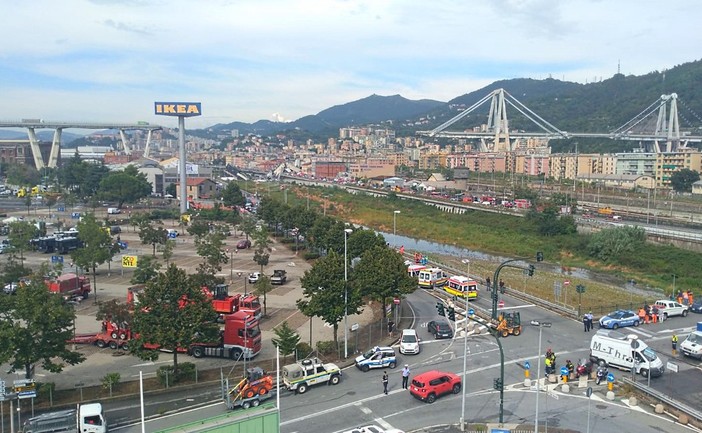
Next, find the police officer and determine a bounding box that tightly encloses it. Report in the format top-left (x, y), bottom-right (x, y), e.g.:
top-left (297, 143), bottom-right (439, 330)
top-left (382, 371), bottom-right (389, 395)
top-left (401, 364), bottom-right (410, 389)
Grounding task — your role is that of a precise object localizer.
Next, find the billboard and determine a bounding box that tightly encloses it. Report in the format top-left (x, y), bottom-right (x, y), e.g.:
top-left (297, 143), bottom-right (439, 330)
top-left (154, 102), bottom-right (202, 117)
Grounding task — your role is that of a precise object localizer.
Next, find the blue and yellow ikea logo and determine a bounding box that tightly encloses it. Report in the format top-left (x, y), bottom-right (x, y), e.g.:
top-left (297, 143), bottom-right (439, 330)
top-left (154, 102), bottom-right (202, 117)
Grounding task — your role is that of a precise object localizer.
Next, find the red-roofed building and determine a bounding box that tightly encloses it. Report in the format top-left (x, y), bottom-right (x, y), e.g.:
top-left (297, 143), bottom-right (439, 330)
top-left (175, 177), bottom-right (217, 200)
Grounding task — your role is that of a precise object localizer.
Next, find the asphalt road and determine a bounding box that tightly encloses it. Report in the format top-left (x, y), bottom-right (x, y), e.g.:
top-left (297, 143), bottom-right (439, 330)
top-left (107, 288), bottom-right (699, 433)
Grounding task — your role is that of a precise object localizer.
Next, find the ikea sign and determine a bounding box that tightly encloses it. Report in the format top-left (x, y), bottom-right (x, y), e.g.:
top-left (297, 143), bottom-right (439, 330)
top-left (154, 102), bottom-right (202, 117)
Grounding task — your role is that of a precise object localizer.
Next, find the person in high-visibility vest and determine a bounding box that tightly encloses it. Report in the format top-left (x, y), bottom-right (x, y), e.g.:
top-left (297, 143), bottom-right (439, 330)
top-left (672, 334), bottom-right (678, 353)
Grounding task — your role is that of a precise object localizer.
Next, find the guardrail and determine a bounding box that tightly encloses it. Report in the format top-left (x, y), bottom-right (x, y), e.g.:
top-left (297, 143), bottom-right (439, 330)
top-left (622, 376), bottom-right (702, 428)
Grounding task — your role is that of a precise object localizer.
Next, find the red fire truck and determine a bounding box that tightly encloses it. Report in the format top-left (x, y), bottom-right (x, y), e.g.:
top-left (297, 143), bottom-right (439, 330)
top-left (45, 273), bottom-right (91, 300)
top-left (203, 284), bottom-right (262, 321)
top-left (69, 311), bottom-right (262, 360)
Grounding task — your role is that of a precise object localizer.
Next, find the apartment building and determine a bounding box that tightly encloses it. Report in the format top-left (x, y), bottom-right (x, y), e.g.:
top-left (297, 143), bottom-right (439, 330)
top-left (655, 150), bottom-right (702, 188)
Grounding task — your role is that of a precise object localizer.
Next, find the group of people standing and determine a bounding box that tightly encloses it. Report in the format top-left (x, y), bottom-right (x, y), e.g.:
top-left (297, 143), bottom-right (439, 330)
top-left (582, 311), bottom-right (594, 332)
top-left (674, 289), bottom-right (695, 305)
top-left (544, 348), bottom-right (557, 375)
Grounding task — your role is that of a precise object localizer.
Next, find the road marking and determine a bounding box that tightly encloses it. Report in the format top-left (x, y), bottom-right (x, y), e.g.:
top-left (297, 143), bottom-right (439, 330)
top-left (374, 417), bottom-right (394, 430)
top-left (627, 327), bottom-right (653, 338)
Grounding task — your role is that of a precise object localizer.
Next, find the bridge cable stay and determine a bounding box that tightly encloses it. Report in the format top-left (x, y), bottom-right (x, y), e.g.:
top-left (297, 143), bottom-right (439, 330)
top-left (610, 97), bottom-right (667, 135)
top-left (427, 91), bottom-right (496, 136)
top-left (501, 90), bottom-right (569, 138)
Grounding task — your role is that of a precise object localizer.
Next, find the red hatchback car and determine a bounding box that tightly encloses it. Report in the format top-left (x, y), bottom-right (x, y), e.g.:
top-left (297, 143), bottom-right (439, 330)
top-left (409, 370), bottom-right (461, 403)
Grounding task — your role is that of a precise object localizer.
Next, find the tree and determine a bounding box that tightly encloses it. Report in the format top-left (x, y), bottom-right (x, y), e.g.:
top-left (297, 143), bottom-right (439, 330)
top-left (351, 246), bottom-right (416, 325)
top-left (162, 239), bottom-right (175, 266)
top-left (240, 214), bottom-right (258, 241)
top-left (588, 226), bottom-right (647, 262)
top-left (194, 231), bottom-right (228, 278)
top-left (526, 205), bottom-right (577, 236)
top-left (128, 265), bottom-right (218, 375)
top-left (98, 165), bottom-right (153, 208)
top-left (0, 273), bottom-right (85, 378)
top-left (70, 213), bottom-right (115, 303)
top-left (1, 255), bottom-right (32, 286)
top-left (297, 251), bottom-right (363, 348)
top-left (131, 255), bottom-right (162, 284)
top-left (8, 220), bottom-right (37, 262)
top-left (137, 220), bottom-right (167, 256)
top-left (670, 169), bottom-right (700, 193)
top-left (6, 163), bottom-right (40, 187)
top-left (347, 228), bottom-right (387, 261)
top-left (307, 216), bottom-right (347, 255)
top-left (271, 321), bottom-right (301, 362)
top-left (96, 299), bottom-right (132, 330)
top-left (187, 220), bottom-right (211, 238)
top-left (220, 181), bottom-right (245, 208)
top-left (252, 227), bottom-right (272, 274)
top-left (253, 275), bottom-right (274, 317)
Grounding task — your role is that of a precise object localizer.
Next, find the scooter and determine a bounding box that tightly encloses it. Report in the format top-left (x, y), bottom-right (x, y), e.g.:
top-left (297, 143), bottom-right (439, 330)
top-left (576, 358), bottom-right (594, 378)
top-left (596, 363), bottom-right (608, 385)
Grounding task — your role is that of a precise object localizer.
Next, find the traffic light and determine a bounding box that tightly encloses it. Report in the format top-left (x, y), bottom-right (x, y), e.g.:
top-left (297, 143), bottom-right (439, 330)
top-left (436, 302), bottom-right (445, 316)
top-left (528, 264), bottom-right (535, 277)
top-left (493, 378), bottom-right (503, 390)
top-left (447, 307), bottom-right (455, 321)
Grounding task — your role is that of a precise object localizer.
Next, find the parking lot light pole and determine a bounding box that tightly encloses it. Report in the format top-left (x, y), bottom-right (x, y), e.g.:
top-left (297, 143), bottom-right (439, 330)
top-left (344, 228), bottom-right (353, 359)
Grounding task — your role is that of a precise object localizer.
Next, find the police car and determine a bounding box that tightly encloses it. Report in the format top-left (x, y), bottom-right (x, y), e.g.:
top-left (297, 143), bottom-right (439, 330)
top-left (355, 346), bottom-right (397, 372)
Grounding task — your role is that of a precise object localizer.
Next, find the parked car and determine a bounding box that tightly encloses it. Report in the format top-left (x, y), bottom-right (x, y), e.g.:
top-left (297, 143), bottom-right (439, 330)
top-left (689, 301), bottom-right (702, 314)
top-left (0, 243), bottom-right (9, 254)
top-left (427, 320), bottom-right (453, 339)
top-left (409, 370), bottom-right (461, 403)
top-left (399, 329), bottom-right (420, 355)
top-left (248, 272), bottom-right (261, 284)
top-left (598, 310), bottom-right (640, 329)
top-left (237, 239), bottom-right (251, 249)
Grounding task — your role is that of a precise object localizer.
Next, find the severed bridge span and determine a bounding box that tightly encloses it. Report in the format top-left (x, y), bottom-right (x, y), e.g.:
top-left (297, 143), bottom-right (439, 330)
top-left (0, 120), bottom-right (162, 170)
top-left (417, 89), bottom-right (702, 154)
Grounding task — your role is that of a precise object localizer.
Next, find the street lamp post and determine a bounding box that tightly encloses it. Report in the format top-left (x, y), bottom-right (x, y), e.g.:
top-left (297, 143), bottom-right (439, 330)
top-left (228, 248), bottom-right (233, 282)
top-left (672, 274), bottom-right (677, 298)
top-left (343, 228), bottom-right (353, 359)
top-left (393, 210), bottom-right (401, 238)
top-left (531, 320), bottom-right (552, 433)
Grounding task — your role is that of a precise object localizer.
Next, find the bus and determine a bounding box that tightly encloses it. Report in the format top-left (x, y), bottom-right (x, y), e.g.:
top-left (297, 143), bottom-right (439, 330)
top-left (445, 275), bottom-right (479, 300)
top-left (418, 267), bottom-right (448, 289)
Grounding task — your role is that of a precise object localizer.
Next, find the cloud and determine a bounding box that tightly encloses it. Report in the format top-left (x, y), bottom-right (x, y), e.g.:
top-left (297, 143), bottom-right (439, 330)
top-left (0, 0), bottom-right (699, 125)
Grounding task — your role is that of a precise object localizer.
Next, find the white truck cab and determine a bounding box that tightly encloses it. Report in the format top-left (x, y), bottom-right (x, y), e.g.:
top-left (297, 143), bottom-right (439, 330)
top-left (681, 322), bottom-right (702, 360)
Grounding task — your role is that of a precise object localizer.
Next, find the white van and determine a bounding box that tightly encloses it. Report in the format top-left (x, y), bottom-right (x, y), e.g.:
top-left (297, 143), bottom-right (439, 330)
top-left (399, 329), bottom-right (420, 355)
top-left (590, 329), bottom-right (664, 377)
top-left (107, 208), bottom-right (121, 215)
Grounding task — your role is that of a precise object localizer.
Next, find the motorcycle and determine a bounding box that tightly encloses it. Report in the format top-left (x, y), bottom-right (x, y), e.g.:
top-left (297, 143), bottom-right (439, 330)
top-left (596, 362), bottom-right (608, 385)
top-left (576, 358), bottom-right (594, 378)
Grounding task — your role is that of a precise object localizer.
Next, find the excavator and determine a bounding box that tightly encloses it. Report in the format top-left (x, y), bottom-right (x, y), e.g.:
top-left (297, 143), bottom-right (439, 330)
top-left (227, 367), bottom-right (274, 408)
top-left (495, 311), bottom-right (522, 337)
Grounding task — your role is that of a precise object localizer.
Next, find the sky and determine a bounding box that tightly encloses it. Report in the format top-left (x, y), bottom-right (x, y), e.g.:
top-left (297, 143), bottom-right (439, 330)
top-left (0, 0), bottom-right (700, 130)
